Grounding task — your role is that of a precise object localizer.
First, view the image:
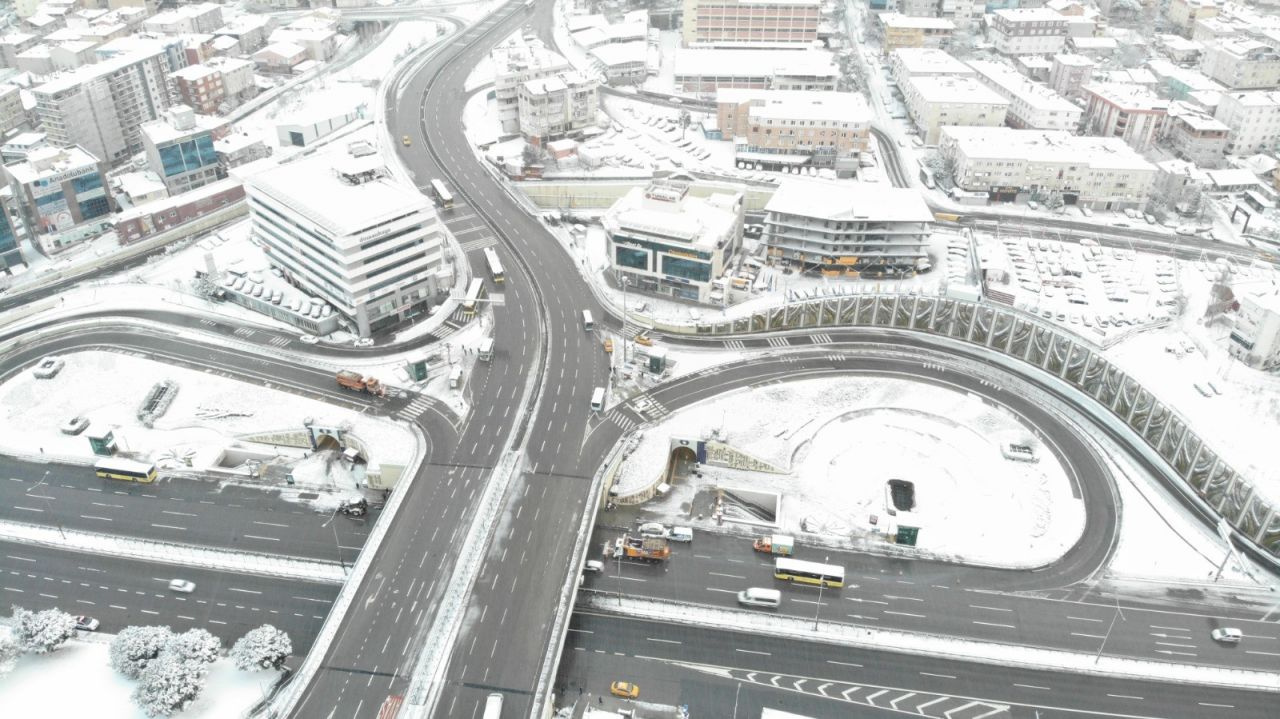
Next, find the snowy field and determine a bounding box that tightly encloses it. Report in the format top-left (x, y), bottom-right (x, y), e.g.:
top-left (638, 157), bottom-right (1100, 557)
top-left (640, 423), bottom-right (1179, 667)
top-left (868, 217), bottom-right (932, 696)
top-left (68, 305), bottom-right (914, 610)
top-left (0, 633), bottom-right (276, 719)
top-left (615, 376), bottom-right (1084, 569)
top-left (0, 351), bottom-right (413, 504)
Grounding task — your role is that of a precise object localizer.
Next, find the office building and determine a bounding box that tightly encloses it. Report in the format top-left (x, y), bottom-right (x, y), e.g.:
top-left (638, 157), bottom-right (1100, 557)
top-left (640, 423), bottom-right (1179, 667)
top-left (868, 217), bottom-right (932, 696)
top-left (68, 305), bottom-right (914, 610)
top-left (517, 70), bottom-right (599, 146)
top-left (673, 48), bottom-right (838, 94)
top-left (940, 126), bottom-right (1156, 209)
top-left (879, 14), bottom-right (955, 53)
top-left (680, 0), bottom-right (820, 47)
top-left (5, 144), bottom-right (112, 252)
top-left (1228, 282), bottom-right (1280, 370)
top-left (716, 89), bottom-right (870, 174)
top-left (492, 36), bottom-right (573, 135)
top-left (247, 150), bottom-right (449, 337)
top-left (604, 178), bottom-right (743, 305)
top-left (1213, 90), bottom-right (1280, 154)
top-left (901, 74), bottom-right (1009, 143)
top-left (141, 105), bottom-right (226, 195)
top-left (762, 179), bottom-right (934, 276)
top-left (986, 9), bottom-right (1068, 56)
top-left (1199, 39), bottom-right (1280, 90)
top-left (968, 60), bottom-right (1082, 131)
top-left (588, 42), bottom-right (648, 85)
top-left (32, 42), bottom-right (174, 166)
top-left (1082, 82), bottom-right (1169, 151)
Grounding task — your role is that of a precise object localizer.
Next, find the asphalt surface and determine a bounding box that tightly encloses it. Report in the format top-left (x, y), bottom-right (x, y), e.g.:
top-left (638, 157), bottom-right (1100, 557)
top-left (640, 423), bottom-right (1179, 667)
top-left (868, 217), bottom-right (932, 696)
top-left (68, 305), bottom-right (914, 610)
top-left (556, 612), bottom-right (1276, 719)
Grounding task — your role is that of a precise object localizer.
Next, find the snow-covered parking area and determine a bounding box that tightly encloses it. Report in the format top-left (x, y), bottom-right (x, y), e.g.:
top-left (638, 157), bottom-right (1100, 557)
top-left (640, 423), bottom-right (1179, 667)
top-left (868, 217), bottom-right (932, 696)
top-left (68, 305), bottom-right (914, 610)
top-left (616, 376), bottom-right (1084, 569)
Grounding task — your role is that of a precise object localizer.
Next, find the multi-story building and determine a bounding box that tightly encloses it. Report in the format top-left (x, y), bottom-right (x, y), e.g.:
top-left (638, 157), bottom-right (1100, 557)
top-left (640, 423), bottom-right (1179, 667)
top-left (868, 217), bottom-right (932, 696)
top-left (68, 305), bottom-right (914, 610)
top-left (1227, 282), bottom-right (1280, 370)
top-left (141, 105), bottom-right (226, 196)
top-left (1199, 39), bottom-right (1280, 90)
top-left (901, 74), bottom-right (1009, 143)
top-left (879, 13), bottom-right (955, 53)
top-left (604, 178), bottom-right (743, 305)
top-left (680, 0), bottom-right (820, 47)
top-left (170, 64), bottom-right (224, 115)
top-left (588, 42), bottom-right (648, 85)
top-left (986, 9), bottom-right (1068, 56)
top-left (516, 70), bottom-right (599, 146)
top-left (1168, 0), bottom-right (1220, 38)
top-left (762, 179), bottom-right (934, 276)
top-left (968, 59), bottom-right (1082, 131)
top-left (716, 89), bottom-right (870, 175)
top-left (0, 84), bottom-right (26, 137)
top-left (246, 150), bottom-right (449, 337)
top-left (1049, 53), bottom-right (1095, 99)
top-left (491, 36), bottom-right (572, 135)
top-left (4, 144), bottom-right (112, 251)
top-left (1213, 90), bottom-right (1280, 154)
top-left (888, 47), bottom-right (974, 85)
top-left (205, 56), bottom-right (256, 107)
top-left (1157, 33), bottom-right (1204, 65)
top-left (0, 32), bottom-right (40, 68)
top-left (1, 132), bottom-right (48, 163)
top-left (895, 0), bottom-right (977, 29)
top-left (1162, 100), bottom-right (1230, 167)
top-left (31, 42), bottom-right (174, 166)
top-left (1082, 82), bottom-right (1169, 151)
top-left (1146, 58), bottom-right (1224, 101)
top-left (673, 48), bottom-right (838, 94)
top-left (0, 202), bottom-right (21, 271)
top-left (940, 126), bottom-right (1156, 209)
top-left (141, 2), bottom-right (224, 35)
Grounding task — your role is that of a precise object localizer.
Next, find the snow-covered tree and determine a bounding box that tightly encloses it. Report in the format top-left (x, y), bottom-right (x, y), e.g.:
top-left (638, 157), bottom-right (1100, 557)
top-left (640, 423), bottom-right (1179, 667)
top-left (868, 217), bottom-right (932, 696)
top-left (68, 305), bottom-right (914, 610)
top-left (10, 606), bottom-right (77, 655)
top-left (231, 625), bottom-right (292, 671)
top-left (110, 626), bottom-right (175, 680)
top-left (0, 630), bottom-right (20, 676)
top-left (165, 628), bottom-right (221, 666)
top-left (132, 651), bottom-right (208, 718)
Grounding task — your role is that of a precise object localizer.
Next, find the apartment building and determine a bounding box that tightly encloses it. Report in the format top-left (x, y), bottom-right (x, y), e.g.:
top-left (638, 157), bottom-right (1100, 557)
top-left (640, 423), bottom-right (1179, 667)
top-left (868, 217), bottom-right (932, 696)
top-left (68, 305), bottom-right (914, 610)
top-left (879, 14), bottom-right (955, 53)
top-left (0, 84), bottom-right (25, 137)
top-left (673, 48), bottom-right (838, 94)
top-left (940, 126), bottom-right (1156, 209)
top-left (1168, 0), bottom-right (1220, 38)
top-left (516, 70), bottom-right (599, 146)
top-left (986, 9), bottom-right (1068, 57)
top-left (1146, 58), bottom-right (1224, 101)
top-left (247, 151), bottom-right (449, 337)
top-left (141, 105), bottom-right (226, 195)
top-left (31, 43), bottom-right (174, 166)
top-left (716, 89), bottom-right (870, 174)
top-left (901, 74), bottom-right (1009, 143)
top-left (4, 145), bottom-right (112, 251)
top-left (1048, 54), bottom-right (1094, 99)
top-left (1163, 100), bottom-right (1230, 167)
top-left (680, 0), bottom-right (820, 47)
top-left (0, 204), bottom-right (20, 271)
top-left (968, 59), bottom-right (1082, 131)
top-left (1082, 82), bottom-right (1169, 151)
top-left (206, 56), bottom-right (255, 107)
top-left (1199, 39), bottom-right (1280, 90)
top-left (888, 48), bottom-right (974, 86)
top-left (762, 179), bottom-right (935, 276)
top-left (142, 3), bottom-right (224, 35)
top-left (1213, 90), bottom-right (1280, 154)
top-left (604, 178), bottom-right (743, 305)
top-left (1228, 282), bottom-right (1280, 370)
top-left (170, 64), bottom-right (224, 115)
top-left (491, 36), bottom-right (572, 135)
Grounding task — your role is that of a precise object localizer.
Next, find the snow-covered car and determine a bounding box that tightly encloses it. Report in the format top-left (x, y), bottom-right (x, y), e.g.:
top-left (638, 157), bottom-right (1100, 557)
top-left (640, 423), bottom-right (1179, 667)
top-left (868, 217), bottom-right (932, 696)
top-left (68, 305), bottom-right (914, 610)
top-left (637, 522), bottom-right (666, 537)
top-left (299, 335), bottom-right (320, 345)
top-left (32, 357), bottom-right (64, 379)
top-left (60, 416), bottom-right (90, 435)
top-left (74, 616), bottom-right (100, 631)
top-left (1211, 627), bottom-right (1243, 643)
top-left (353, 338), bottom-right (374, 348)
top-left (168, 579), bottom-right (196, 593)
top-left (584, 560), bottom-right (604, 573)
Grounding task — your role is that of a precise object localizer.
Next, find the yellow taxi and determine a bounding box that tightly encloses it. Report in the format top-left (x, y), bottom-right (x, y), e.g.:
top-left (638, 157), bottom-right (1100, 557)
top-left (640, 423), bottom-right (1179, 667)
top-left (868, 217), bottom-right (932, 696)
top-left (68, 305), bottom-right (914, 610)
top-left (402, 135), bottom-right (412, 146)
top-left (634, 332), bottom-right (653, 347)
top-left (609, 681), bottom-right (639, 699)
top-left (603, 338), bottom-right (614, 353)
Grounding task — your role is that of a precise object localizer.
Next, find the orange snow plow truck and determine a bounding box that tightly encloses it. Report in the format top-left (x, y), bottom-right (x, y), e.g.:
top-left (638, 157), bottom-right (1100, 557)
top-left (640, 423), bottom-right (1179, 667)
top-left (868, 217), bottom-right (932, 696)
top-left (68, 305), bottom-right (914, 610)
top-left (336, 370), bottom-right (387, 397)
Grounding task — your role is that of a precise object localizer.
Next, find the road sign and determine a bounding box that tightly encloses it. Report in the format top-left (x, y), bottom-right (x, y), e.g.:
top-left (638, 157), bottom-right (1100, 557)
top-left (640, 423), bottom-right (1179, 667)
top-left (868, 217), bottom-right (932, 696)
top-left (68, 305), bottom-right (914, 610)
top-left (896, 526), bottom-right (919, 546)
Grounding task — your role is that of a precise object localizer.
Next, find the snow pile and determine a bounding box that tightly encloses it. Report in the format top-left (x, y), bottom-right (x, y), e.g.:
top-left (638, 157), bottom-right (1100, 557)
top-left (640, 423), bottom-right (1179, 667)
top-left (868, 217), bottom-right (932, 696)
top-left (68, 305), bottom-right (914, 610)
top-left (617, 376), bottom-right (1083, 568)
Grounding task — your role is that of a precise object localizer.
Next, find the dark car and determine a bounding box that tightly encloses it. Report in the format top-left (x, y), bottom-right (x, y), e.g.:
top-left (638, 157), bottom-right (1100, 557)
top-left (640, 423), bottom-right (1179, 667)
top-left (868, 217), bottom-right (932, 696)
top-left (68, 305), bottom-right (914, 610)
top-left (888, 479), bottom-right (915, 512)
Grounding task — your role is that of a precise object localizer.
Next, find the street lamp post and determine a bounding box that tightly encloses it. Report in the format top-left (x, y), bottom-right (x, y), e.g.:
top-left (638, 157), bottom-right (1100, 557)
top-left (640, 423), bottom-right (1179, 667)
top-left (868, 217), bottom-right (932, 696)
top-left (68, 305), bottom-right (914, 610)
top-left (29, 470), bottom-right (65, 540)
top-left (813, 554), bottom-right (828, 630)
top-left (616, 540), bottom-right (624, 607)
top-left (322, 507), bottom-right (347, 573)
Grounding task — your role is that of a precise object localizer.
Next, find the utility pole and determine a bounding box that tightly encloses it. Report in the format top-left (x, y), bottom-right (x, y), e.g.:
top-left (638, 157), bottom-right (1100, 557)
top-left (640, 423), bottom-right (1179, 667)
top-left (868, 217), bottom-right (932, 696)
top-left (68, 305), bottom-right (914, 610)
top-left (29, 470), bottom-right (65, 540)
top-left (813, 555), bottom-right (829, 630)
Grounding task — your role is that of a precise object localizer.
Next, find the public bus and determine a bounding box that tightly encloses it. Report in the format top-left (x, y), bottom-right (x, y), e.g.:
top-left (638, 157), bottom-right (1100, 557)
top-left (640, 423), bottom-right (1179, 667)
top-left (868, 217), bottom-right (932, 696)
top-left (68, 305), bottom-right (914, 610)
top-left (94, 458), bottom-right (159, 483)
top-left (430, 179), bottom-right (454, 209)
top-left (462, 277), bottom-right (485, 318)
top-left (483, 247), bottom-right (505, 284)
top-left (774, 557), bottom-right (845, 588)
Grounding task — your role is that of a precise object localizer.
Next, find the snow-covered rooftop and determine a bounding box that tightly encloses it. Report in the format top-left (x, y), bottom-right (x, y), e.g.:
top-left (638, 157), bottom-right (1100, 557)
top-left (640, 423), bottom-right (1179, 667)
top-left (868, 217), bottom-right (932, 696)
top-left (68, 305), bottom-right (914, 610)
top-left (968, 60), bottom-right (1080, 113)
top-left (673, 48), bottom-right (836, 79)
top-left (941, 126), bottom-right (1156, 171)
top-left (746, 91), bottom-right (870, 124)
top-left (906, 75), bottom-right (1009, 105)
top-left (890, 47), bottom-right (974, 77)
top-left (33, 41), bottom-right (164, 95)
top-left (1083, 81), bottom-right (1168, 111)
top-left (879, 12), bottom-right (955, 30)
top-left (764, 178), bottom-right (934, 223)
top-left (5, 145), bottom-right (98, 185)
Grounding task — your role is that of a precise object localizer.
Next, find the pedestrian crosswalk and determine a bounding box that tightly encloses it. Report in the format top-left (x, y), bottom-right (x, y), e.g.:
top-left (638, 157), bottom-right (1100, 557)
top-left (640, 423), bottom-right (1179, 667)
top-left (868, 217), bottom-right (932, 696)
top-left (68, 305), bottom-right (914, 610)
top-left (397, 394), bottom-right (435, 421)
top-left (267, 336), bottom-right (291, 348)
top-left (199, 318), bottom-right (217, 327)
top-left (723, 339), bottom-right (744, 350)
top-left (811, 333), bottom-right (833, 345)
top-left (766, 336), bottom-right (789, 348)
top-left (631, 396), bottom-right (669, 420)
top-left (233, 327), bottom-right (255, 338)
top-left (459, 235), bottom-right (497, 253)
top-left (605, 409), bottom-right (638, 432)
top-left (433, 321), bottom-right (461, 341)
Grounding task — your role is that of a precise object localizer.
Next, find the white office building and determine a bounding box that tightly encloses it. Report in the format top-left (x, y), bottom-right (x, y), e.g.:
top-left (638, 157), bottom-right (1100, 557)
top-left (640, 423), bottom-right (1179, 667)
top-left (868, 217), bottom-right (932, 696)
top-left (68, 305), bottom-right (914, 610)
top-left (986, 9), bottom-right (1068, 57)
top-left (1213, 90), bottom-right (1280, 154)
top-left (604, 179), bottom-right (743, 305)
top-left (491, 36), bottom-right (572, 135)
top-left (762, 179), bottom-right (935, 276)
top-left (1228, 282), bottom-right (1280, 370)
top-left (246, 151), bottom-right (449, 337)
top-left (940, 126), bottom-right (1156, 209)
top-left (901, 74), bottom-right (1009, 143)
top-left (516, 70), bottom-right (599, 146)
top-left (967, 60), bottom-right (1082, 131)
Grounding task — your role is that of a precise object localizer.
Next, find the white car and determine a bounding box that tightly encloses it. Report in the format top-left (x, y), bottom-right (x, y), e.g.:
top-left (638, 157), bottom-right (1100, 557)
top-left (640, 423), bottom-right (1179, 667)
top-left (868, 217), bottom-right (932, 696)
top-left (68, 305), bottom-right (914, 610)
top-left (74, 616), bottom-right (100, 631)
top-left (299, 335), bottom-right (320, 344)
top-left (168, 579), bottom-right (196, 593)
top-left (1211, 627), bottom-right (1243, 643)
top-left (637, 522), bottom-right (667, 537)
top-left (584, 560), bottom-right (604, 573)
top-left (32, 357), bottom-right (64, 379)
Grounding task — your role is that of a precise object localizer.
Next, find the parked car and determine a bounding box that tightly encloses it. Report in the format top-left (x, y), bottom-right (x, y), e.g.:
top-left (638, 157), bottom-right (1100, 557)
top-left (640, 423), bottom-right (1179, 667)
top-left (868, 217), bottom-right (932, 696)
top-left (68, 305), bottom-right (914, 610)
top-left (637, 522), bottom-right (666, 537)
top-left (1211, 627), bottom-right (1243, 644)
top-left (584, 560), bottom-right (604, 573)
top-left (60, 416), bottom-right (90, 435)
top-left (168, 579), bottom-right (196, 593)
top-left (74, 616), bottom-right (99, 631)
top-left (32, 357), bottom-right (64, 379)
top-left (610, 681), bottom-right (640, 699)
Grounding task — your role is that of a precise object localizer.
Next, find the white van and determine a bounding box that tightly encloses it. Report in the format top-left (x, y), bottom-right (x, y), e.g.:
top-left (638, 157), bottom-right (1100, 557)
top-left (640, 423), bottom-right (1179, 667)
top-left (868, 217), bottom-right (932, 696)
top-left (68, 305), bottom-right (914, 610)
top-left (668, 527), bottom-right (693, 543)
top-left (449, 366), bottom-right (463, 389)
top-left (590, 386), bottom-right (605, 412)
top-left (737, 587), bottom-right (781, 608)
top-left (582, 310), bottom-right (594, 331)
top-left (483, 692), bottom-right (503, 719)
top-left (478, 337), bottom-right (494, 362)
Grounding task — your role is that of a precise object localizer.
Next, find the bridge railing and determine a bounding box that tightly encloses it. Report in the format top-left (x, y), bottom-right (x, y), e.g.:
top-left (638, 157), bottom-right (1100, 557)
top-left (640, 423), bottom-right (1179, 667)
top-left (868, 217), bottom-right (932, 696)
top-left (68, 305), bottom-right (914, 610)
top-left (664, 293), bottom-right (1279, 565)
